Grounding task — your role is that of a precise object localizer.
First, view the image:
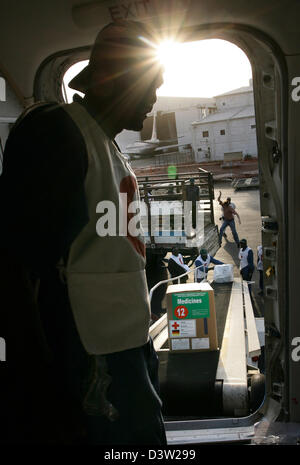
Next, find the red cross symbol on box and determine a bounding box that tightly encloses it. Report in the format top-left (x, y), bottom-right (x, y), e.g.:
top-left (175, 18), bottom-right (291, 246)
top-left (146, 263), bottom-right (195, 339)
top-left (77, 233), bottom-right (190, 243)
top-left (172, 322), bottom-right (180, 330)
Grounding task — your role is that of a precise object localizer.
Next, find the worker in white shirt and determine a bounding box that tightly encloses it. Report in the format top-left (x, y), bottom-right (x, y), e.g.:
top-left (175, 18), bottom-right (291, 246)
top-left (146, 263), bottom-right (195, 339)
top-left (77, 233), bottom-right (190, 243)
top-left (194, 248), bottom-right (224, 283)
top-left (168, 247), bottom-right (190, 283)
top-left (239, 239), bottom-right (254, 295)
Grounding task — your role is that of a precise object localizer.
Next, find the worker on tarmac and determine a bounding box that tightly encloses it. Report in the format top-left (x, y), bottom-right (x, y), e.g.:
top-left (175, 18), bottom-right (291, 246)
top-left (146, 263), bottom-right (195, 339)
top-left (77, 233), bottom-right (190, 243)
top-left (194, 248), bottom-right (224, 283)
top-left (219, 196), bottom-right (236, 239)
top-left (218, 190), bottom-right (241, 247)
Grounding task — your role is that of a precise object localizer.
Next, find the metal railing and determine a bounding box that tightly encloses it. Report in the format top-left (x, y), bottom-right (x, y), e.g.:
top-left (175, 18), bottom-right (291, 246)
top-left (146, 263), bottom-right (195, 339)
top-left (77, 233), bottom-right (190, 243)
top-left (137, 168), bottom-right (216, 245)
top-left (149, 265), bottom-right (209, 303)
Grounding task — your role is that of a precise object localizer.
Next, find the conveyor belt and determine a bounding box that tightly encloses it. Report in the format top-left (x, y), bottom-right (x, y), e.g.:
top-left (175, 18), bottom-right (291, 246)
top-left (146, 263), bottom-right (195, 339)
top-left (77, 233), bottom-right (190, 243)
top-left (158, 282), bottom-right (232, 418)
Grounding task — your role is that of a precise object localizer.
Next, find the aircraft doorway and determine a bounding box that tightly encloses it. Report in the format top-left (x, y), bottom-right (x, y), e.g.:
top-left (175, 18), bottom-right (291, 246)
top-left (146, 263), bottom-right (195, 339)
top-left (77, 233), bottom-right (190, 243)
top-left (1, 0), bottom-right (297, 443)
top-left (62, 37), bottom-right (265, 422)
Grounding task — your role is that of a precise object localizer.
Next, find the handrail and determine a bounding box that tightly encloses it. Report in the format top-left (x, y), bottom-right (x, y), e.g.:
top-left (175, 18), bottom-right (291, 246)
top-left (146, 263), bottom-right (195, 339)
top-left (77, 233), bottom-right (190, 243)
top-left (139, 181), bottom-right (210, 187)
top-left (136, 170), bottom-right (210, 179)
top-left (149, 265), bottom-right (207, 303)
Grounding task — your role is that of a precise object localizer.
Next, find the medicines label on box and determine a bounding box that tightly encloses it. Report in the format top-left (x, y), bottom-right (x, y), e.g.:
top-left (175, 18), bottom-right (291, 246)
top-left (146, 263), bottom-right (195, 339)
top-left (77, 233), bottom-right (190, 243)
top-left (169, 319), bottom-right (196, 338)
top-left (171, 338), bottom-right (190, 351)
top-left (172, 292), bottom-right (210, 319)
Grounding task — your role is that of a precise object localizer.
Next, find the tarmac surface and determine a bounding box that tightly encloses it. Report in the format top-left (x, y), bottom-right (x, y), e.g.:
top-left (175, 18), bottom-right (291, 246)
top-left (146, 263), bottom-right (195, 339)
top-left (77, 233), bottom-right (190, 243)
top-left (211, 181), bottom-right (264, 317)
top-left (164, 180), bottom-right (264, 316)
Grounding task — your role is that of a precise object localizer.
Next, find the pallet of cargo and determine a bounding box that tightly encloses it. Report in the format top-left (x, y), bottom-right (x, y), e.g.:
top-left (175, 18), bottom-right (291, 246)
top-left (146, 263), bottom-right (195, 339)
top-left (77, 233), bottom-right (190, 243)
top-left (232, 177), bottom-right (259, 190)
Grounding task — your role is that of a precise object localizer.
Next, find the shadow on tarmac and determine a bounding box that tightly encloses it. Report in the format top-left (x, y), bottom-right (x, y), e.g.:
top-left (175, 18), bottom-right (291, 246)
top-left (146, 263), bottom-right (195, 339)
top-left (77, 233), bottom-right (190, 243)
top-left (222, 239), bottom-right (240, 267)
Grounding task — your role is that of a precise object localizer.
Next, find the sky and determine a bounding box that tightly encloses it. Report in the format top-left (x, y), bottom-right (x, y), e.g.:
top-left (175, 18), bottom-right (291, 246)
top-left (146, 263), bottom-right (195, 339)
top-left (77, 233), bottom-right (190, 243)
top-left (63, 38), bottom-right (252, 102)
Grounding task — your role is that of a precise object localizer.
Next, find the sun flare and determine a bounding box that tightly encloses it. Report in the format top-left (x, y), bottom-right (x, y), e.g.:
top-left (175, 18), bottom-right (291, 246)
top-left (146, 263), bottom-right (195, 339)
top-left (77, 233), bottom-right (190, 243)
top-left (155, 38), bottom-right (252, 98)
top-left (157, 40), bottom-right (179, 66)
top-left (64, 38), bottom-right (252, 102)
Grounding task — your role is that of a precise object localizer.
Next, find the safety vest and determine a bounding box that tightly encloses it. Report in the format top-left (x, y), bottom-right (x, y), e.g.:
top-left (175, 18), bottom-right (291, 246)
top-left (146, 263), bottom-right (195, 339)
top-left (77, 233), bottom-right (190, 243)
top-left (239, 246), bottom-right (251, 270)
top-left (62, 102), bottom-right (150, 355)
top-left (195, 254), bottom-right (211, 279)
top-left (170, 253), bottom-right (186, 268)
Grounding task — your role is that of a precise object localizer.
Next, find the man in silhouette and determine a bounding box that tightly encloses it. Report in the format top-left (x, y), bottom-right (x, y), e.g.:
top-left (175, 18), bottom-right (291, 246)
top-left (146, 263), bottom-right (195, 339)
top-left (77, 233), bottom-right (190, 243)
top-left (0, 20), bottom-right (166, 445)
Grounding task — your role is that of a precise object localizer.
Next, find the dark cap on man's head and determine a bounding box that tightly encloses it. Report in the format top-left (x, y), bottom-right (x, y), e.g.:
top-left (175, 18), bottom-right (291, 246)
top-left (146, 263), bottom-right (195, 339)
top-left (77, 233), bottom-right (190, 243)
top-left (69, 20), bottom-right (158, 93)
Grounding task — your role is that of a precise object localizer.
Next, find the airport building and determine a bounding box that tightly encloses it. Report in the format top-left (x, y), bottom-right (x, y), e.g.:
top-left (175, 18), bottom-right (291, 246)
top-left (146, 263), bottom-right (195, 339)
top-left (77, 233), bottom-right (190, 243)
top-left (191, 80), bottom-right (257, 162)
top-left (116, 79), bottom-right (257, 164)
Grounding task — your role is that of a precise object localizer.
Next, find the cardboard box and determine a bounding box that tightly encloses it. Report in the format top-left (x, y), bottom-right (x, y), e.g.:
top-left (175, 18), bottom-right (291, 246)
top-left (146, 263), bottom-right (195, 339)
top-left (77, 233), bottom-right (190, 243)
top-left (166, 282), bottom-right (218, 352)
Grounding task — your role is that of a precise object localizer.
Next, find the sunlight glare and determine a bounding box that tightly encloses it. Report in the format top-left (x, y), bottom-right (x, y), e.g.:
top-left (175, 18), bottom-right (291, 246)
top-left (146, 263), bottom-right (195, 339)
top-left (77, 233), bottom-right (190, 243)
top-left (64, 38), bottom-right (252, 102)
top-left (156, 38), bottom-right (252, 98)
top-left (157, 40), bottom-right (179, 66)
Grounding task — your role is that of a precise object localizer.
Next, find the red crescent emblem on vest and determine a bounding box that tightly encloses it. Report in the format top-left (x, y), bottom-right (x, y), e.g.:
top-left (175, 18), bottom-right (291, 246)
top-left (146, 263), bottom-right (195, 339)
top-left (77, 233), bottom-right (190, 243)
top-left (120, 175), bottom-right (145, 258)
